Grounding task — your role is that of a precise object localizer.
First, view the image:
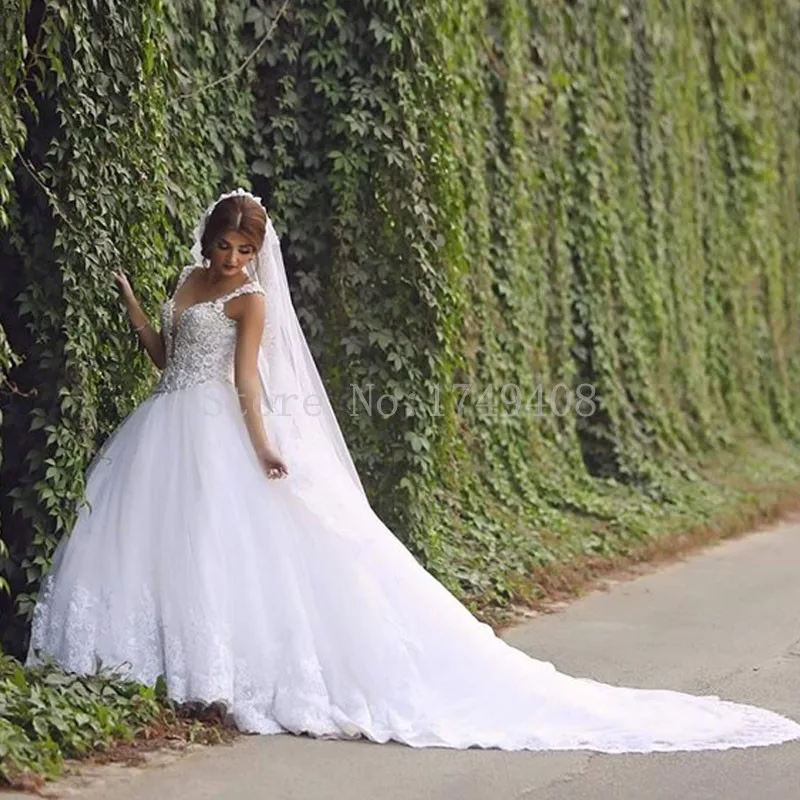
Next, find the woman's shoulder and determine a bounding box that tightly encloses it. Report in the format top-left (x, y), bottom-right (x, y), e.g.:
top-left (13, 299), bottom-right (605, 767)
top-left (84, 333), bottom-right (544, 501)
top-left (232, 279), bottom-right (266, 298)
top-left (225, 279), bottom-right (266, 326)
top-left (219, 276), bottom-right (266, 304)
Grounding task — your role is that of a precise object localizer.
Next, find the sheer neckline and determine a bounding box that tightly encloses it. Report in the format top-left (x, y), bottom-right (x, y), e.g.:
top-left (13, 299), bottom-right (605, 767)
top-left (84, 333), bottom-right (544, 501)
top-left (170, 266), bottom-right (254, 330)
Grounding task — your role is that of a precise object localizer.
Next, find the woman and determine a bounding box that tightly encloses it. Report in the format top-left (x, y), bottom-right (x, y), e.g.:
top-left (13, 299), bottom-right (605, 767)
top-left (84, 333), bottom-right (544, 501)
top-left (26, 188), bottom-right (800, 752)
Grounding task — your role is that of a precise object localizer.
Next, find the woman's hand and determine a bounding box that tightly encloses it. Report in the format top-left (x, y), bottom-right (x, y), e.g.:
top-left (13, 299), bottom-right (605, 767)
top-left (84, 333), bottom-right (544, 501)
top-left (112, 267), bottom-right (166, 368)
top-left (258, 446), bottom-right (289, 480)
top-left (113, 268), bottom-right (135, 304)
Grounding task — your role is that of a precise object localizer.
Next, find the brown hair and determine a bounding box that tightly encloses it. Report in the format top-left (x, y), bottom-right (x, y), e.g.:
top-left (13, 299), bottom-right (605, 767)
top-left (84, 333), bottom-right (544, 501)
top-left (200, 195), bottom-right (267, 259)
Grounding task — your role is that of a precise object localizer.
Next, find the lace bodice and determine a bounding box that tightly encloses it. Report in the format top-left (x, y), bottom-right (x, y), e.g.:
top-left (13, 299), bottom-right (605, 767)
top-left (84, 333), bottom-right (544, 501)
top-left (153, 264), bottom-right (266, 395)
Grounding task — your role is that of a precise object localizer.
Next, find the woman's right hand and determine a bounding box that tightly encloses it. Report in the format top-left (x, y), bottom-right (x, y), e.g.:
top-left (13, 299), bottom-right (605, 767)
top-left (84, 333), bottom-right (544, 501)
top-left (112, 268), bottom-right (135, 304)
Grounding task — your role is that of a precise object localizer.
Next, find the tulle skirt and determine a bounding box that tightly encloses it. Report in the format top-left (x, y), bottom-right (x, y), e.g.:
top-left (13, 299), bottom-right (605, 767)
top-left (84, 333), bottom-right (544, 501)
top-left (27, 380), bottom-right (800, 752)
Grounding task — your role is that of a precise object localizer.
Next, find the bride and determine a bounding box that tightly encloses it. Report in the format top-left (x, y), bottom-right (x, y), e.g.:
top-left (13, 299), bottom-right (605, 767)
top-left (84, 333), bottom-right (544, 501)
top-left (26, 188), bottom-right (800, 752)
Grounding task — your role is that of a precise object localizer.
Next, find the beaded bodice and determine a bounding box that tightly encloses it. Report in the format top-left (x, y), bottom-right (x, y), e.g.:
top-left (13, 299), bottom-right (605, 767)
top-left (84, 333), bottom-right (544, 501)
top-left (153, 265), bottom-right (266, 395)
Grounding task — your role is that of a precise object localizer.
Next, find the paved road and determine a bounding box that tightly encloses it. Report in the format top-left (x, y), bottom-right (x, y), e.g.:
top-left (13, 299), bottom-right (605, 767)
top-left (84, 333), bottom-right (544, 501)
top-left (38, 517), bottom-right (800, 799)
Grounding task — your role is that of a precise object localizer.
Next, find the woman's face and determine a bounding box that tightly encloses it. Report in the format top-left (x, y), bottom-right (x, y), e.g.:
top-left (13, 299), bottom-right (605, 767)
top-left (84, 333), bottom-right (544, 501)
top-left (210, 230), bottom-right (257, 277)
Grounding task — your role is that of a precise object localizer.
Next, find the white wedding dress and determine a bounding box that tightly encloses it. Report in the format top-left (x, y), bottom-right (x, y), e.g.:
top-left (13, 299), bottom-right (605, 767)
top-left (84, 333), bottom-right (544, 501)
top-left (26, 262), bottom-right (800, 753)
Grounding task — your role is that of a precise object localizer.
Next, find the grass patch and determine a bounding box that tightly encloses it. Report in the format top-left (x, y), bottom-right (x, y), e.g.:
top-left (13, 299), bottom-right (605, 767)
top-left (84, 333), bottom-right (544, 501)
top-left (0, 650), bottom-right (238, 792)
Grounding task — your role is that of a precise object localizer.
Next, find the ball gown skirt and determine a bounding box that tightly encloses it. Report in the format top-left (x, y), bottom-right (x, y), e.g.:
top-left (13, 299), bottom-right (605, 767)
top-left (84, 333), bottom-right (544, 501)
top-left (26, 271), bottom-right (800, 753)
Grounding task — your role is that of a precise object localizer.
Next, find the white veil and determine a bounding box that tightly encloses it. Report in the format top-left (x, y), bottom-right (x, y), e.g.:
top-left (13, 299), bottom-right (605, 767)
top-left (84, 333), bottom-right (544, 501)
top-left (189, 187), bottom-right (366, 498)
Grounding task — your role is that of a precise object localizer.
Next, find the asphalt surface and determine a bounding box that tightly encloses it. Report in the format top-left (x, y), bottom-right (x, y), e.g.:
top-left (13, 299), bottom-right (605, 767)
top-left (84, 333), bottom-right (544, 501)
top-left (18, 516), bottom-right (800, 800)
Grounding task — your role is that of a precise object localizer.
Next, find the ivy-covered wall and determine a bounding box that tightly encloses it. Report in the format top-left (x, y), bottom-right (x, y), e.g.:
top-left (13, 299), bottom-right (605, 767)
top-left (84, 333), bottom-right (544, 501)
top-left (2, 0), bottom-right (800, 655)
top-left (248, 0), bottom-right (800, 598)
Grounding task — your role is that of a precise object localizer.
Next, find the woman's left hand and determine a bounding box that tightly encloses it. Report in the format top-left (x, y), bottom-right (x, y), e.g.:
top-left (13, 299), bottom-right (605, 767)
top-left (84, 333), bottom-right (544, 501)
top-left (258, 447), bottom-right (289, 480)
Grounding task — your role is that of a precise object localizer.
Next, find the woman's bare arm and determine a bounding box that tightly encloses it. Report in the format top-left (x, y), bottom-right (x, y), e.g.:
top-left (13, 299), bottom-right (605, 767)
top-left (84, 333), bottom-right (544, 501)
top-left (233, 293), bottom-right (287, 477)
top-left (114, 268), bottom-right (167, 370)
top-left (127, 293), bottom-right (167, 370)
